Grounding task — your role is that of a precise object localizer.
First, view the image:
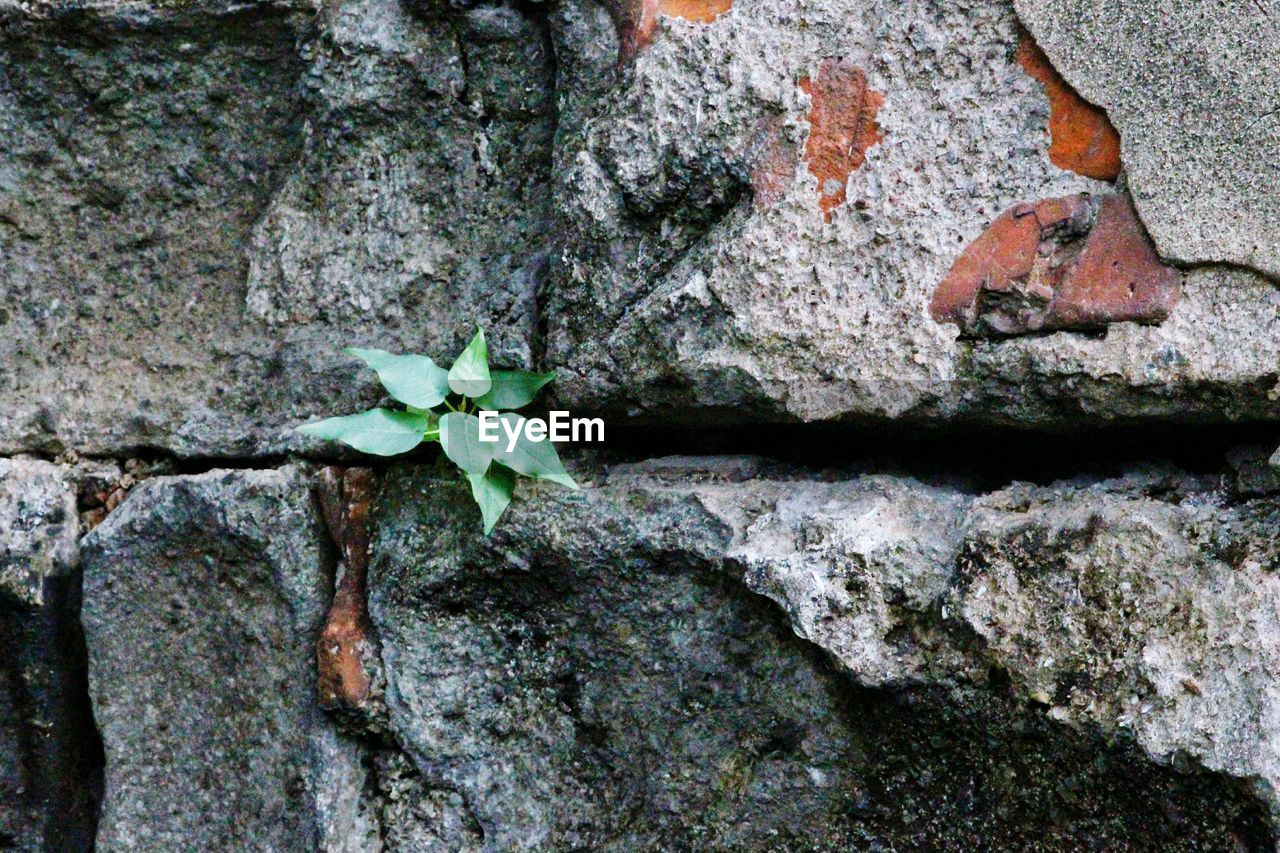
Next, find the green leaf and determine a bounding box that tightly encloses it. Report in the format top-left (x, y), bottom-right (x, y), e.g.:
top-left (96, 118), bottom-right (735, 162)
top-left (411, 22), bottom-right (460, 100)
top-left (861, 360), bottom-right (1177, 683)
top-left (491, 412), bottom-right (578, 489)
top-left (447, 328), bottom-right (492, 398)
top-left (468, 464), bottom-right (516, 534)
top-left (296, 408), bottom-right (430, 456)
top-left (474, 369), bottom-right (556, 410)
top-left (438, 411), bottom-right (496, 475)
top-left (346, 348), bottom-right (450, 409)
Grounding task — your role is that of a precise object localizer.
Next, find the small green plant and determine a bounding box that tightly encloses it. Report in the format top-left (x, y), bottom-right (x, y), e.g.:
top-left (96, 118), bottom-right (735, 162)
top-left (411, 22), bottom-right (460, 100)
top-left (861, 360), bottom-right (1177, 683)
top-left (297, 328), bottom-right (577, 534)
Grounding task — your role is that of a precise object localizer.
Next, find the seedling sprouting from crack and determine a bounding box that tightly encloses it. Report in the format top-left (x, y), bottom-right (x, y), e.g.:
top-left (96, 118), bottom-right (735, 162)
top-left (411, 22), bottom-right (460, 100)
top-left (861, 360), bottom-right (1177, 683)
top-left (297, 328), bottom-right (577, 533)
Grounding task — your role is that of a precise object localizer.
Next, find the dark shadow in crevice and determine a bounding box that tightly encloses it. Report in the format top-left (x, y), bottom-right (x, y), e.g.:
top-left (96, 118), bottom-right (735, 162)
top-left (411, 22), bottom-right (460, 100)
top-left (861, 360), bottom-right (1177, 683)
top-left (0, 575), bottom-right (104, 852)
top-left (594, 418), bottom-right (1280, 492)
top-left (38, 416), bottom-right (1279, 499)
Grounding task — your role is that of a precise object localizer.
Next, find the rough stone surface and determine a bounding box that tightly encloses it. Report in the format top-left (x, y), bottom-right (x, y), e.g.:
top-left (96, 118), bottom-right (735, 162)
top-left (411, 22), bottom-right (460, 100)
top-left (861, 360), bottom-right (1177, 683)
top-left (245, 0), bottom-right (555, 368)
top-left (959, 476), bottom-right (1280, 821)
top-left (1016, 0), bottom-right (1280, 279)
top-left (2, 0), bottom-right (1279, 846)
top-left (363, 460), bottom-right (1277, 846)
top-left (80, 467), bottom-right (376, 850)
top-left (697, 467), bottom-right (973, 687)
top-left (62, 456), bottom-right (1280, 847)
top-left (0, 0), bottom-right (1278, 458)
top-left (1230, 444), bottom-right (1280, 497)
top-left (0, 459), bottom-right (78, 610)
top-left (710, 458), bottom-right (1280, 826)
top-left (0, 0), bottom-right (552, 458)
top-left (545, 0), bottom-right (1280, 426)
top-left (0, 459), bottom-right (100, 852)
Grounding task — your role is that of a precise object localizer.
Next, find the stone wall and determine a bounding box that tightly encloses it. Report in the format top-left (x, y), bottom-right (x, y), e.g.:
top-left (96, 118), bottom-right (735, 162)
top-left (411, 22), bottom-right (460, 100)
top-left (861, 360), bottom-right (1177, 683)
top-left (1, 0), bottom-right (1277, 848)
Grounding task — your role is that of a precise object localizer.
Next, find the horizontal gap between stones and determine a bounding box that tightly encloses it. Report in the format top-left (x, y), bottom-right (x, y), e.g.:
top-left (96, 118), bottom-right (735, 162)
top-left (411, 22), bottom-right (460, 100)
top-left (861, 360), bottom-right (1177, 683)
top-left (596, 419), bottom-right (1280, 492)
top-left (4, 419), bottom-right (1278, 493)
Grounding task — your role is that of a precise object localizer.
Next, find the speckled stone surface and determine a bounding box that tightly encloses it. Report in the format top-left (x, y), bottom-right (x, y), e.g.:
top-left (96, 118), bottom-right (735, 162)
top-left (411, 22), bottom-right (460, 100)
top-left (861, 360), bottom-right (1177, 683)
top-left (1016, 0), bottom-right (1280, 280)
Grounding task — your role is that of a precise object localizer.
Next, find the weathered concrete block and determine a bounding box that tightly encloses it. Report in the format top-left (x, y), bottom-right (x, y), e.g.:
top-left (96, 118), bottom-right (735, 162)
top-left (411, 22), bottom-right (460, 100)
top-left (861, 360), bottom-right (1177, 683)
top-left (80, 467), bottom-right (375, 850)
top-left (544, 0), bottom-right (1280, 427)
top-left (0, 0), bottom-right (552, 458)
top-left (1016, 0), bottom-right (1280, 280)
top-left (1, 0), bottom-right (1278, 458)
top-left (363, 458), bottom-right (1276, 846)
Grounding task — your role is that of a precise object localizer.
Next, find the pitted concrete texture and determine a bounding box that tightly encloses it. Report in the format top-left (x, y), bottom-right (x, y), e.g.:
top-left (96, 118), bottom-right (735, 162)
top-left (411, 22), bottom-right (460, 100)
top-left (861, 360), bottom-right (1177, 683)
top-left (545, 0), bottom-right (1280, 426)
top-left (1016, 0), bottom-right (1280, 280)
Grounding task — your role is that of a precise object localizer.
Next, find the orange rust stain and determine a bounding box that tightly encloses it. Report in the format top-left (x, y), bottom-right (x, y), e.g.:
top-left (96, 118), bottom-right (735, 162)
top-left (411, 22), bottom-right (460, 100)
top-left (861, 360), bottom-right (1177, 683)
top-left (930, 193), bottom-right (1180, 335)
top-left (1017, 33), bottom-right (1122, 182)
top-left (799, 60), bottom-right (883, 222)
top-left (658, 0), bottom-right (732, 23)
top-left (317, 584), bottom-right (371, 709)
top-left (610, 0), bottom-right (731, 61)
top-left (316, 466), bottom-right (376, 710)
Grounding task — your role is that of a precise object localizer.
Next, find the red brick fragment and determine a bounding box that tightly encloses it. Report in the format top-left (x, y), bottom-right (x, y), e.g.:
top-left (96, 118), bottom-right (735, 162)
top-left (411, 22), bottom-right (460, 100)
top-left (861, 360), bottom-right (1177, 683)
top-left (930, 195), bottom-right (1091, 328)
top-left (608, 0), bottom-right (732, 61)
top-left (1017, 32), bottom-right (1122, 182)
top-left (930, 194), bottom-right (1180, 336)
top-left (799, 60), bottom-right (883, 222)
top-left (1049, 194), bottom-right (1181, 328)
top-left (316, 466), bottom-right (376, 711)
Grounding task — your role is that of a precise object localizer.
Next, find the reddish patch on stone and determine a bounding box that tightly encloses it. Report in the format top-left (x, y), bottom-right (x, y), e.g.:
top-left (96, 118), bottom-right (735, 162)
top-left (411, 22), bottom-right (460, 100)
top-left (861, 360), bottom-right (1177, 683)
top-left (316, 466), bottom-right (376, 711)
top-left (608, 0), bottom-right (731, 61)
top-left (608, 0), bottom-right (658, 61)
top-left (1049, 194), bottom-right (1181, 327)
top-left (742, 117), bottom-right (797, 209)
top-left (79, 470), bottom-right (140, 531)
top-left (799, 60), bottom-right (883, 222)
top-left (930, 193), bottom-right (1180, 335)
top-left (930, 195), bottom-right (1091, 328)
top-left (1017, 32), bottom-right (1122, 182)
top-left (660, 0), bottom-right (732, 23)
